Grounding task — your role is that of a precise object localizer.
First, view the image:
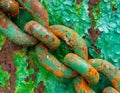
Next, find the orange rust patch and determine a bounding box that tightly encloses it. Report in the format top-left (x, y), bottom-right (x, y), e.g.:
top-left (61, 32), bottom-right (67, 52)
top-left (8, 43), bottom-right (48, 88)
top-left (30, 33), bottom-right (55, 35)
top-left (0, 11), bottom-right (9, 28)
top-left (84, 46), bottom-right (88, 61)
top-left (53, 71), bottom-right (63, 77)
top-left (89, 66), bottom-right (99, 78)
top-left (111, 80), bottom-right (118, 89)
top-left (49, 26), bottom-right (66, 39)
top-left (41, 61), bottom-right (52, 71)
top-left (30, 0), bottom-right (49, 27)
top-left (75, 78), bottom-right (90, 93)
top-left (1, 0), bottom-right (20, 17)
top-left (9, 0), bottom-right (20, 17)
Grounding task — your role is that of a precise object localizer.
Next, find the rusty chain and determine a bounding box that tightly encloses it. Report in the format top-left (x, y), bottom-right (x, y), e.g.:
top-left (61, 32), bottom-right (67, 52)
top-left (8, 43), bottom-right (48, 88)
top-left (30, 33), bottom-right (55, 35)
top-left (0, 0), bottom-right (120, 93)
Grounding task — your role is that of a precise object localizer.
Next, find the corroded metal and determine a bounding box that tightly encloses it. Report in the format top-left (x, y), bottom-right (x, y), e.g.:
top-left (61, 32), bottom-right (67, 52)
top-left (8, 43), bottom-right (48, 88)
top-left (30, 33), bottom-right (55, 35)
top-left (74, 76), bottom-right (96, 93)
top-left (0, 1), bottom-right (119, 92)
top-left (102, 87), bottom-right (119, 93)
top-left (49, 25), bottom-right (88, 61)
top-left (18, 0), bottom-right (49, 27)
top-left (0, 0), bottom-right (19, 17)
top-left (64, 53), bottom-right (99, 85)
top-left (88, 59), bottom-right (120, 92)
top-left (36, 43), bottom-right (77, 78)
top-left (0, 10), bottom-right (38, 46)
top-left (24, 21), bottom-right (60, 49)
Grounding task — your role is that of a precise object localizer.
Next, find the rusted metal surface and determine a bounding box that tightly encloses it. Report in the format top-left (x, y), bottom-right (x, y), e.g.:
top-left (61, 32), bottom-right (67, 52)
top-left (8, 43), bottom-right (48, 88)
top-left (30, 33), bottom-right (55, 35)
top-left (64, 53), bottom-right (99, 85)
top-left (24, 21), bottom-right (60, 49)
top-left (74, 76), bottom-right (96, 93)
top-left (0, 39), bottom-right (22, 93)
top-left (0, 0), bottom-right (119, 92)
top-left (18, 0), bottom-right (49, 27)
top-left (49, 25), bottom-right (88, 61)
top-left (102, 87), bottom-right (119, 93)
top-left (0, 10), bottom-right (38, 46)
top-left (0, 0), bottom-right (19, 17)
top-left (36, 43), bottom-right (77, 78)
top-left (88, 59), bottom-right (120, 92)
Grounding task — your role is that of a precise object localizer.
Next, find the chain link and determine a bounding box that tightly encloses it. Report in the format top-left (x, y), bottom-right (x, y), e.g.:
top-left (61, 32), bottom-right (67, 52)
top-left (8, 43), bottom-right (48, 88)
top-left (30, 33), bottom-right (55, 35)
top-left (0, 0), bottom-right (120, 93)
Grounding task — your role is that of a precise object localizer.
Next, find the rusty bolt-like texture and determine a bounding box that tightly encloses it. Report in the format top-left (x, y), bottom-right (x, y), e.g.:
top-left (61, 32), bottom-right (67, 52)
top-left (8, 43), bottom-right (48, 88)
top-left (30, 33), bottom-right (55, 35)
top-left (36, 43), bottom-right (77, 78)
top-left (18, 0), bottom-right (49, 27)
top-left (0, 10), bottom-right (38, 46)
top-left (0, 0), bottom-right (19, 17)
top-left (74, 76), bottom-right (96, 93)
top-left (88, 59), bottom-right (120, 92)
top-left (49, 25), bottom-right (88, 61)
top-left (64, 53), bottom-right (99, 85)
top-left (24, 21), bottom-right (60, 49)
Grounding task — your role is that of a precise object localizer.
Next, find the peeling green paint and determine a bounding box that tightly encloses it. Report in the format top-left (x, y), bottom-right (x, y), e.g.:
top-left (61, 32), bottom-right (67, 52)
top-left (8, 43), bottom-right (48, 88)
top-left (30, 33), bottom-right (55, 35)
top-left (39, 0), bottom-right (91, 36)
top-left (13, 47), bottom-right (76, 93)
top-left (0, 0), bottom-right (119, 93)
top-left (0, 65), bottom-right (10, 87)
top-left (28, 47), bottom-right (76, 93)
top-left (13, 50), bottom-right (35, 93)
top-left (87, 0), bottom-right (120, 68)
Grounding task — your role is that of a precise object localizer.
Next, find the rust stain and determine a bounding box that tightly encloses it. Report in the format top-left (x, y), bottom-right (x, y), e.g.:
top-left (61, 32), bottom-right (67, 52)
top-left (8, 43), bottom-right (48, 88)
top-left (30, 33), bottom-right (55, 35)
top-left (53, 71), bottom-right (63, 77)
top-left (0, 0), bottom-right (19, 17)
top-left (74, 77), bottom-right (92, 93)
top-left (31, 0), bottom-right (49, 26)
top-left (35, 81), bottom-right (45, 93)
top-left (88, 59), bottom-right (120, 92)
top-left (88, 0), bottom-right (101, 54)
top-left (0, 10), bottom-right (9, 29)
top-left (18, 0), bottom-right (49, 27)
top-left (49, 25), bottom-right (88, 61)
top-left (24, 21), bottom-right (60, 49)
top-left (64, 53), bottom-right (99, 85)
top-left (88, 27), bottom-right (101, 43)
top-left (0, 39), bottom-right (22, 93)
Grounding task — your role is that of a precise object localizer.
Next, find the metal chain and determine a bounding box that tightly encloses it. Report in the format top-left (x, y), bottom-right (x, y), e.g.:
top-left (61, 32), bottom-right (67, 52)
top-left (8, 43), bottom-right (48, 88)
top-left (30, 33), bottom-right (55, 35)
top-left (0, 0), bottom-right (120, 93)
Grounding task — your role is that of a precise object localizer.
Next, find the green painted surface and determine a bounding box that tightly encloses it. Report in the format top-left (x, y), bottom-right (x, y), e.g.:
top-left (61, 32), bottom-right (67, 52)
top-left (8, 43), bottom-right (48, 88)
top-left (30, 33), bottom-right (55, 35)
top-left (74, 76), bottom-right (96, 93)
top-left (24, 21), bottom-right (60, 49)
top-left (0, 11), bottom-right (38, 46)
top-left (39, 0), bottom-right (91, 36)
top-left (0, 32), bottom-right (6, 50)
top-left (12, 8), bottom-right (34, 31)
top-left (13, 47), bottom-right (76, 93)
top-left (29, 47), bottom-right (76, 93)
top-left (88, 59), bottom-right (120, 91)
top-left (0, 0), bottom-right (120, 93)
top-left (0, 65), bottom-right (10, 87)
top-left (64, 53), bottom-right (99, 85)
top-left (50, 25), bottom-right (88, 60)
top-left (86, 0), bottom-right (120, 68)
top-left (13, 49), bottom-right (35, 93)
top-left (36, 43), bottom-right (76, 78)
top-left (85, 0), bottom-right (120, 92)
